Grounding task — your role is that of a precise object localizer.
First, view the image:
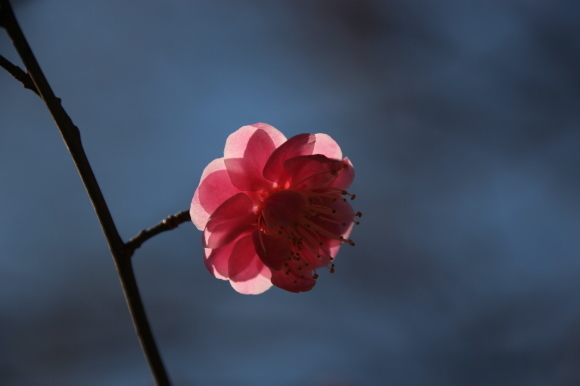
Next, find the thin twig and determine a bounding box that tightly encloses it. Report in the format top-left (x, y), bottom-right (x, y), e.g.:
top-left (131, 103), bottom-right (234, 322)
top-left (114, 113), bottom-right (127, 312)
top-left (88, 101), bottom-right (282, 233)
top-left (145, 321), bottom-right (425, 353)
top-left (126, 210), bottom-right (191, 256)
top-left (0, 1), bottom-right (171, 385)
top-left (0, 54), bottom-right (39, 95)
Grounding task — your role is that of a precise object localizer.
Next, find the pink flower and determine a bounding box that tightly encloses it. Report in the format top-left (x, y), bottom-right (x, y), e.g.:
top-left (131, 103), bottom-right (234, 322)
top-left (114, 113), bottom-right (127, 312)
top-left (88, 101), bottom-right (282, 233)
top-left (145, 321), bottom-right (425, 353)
top-left (191, 123), bottom-right (360, 294)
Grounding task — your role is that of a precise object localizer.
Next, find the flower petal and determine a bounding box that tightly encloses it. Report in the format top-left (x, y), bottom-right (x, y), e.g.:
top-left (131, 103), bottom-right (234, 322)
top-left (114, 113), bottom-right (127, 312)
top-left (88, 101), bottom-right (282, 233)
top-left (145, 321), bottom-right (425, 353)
top-left (329, 157), bottom-right (355, 190)
top-left (313, 133), bottom-right (342, 159)
top-left (252, 230), bottom-right (292, 270)
top-left (224, 123), bottom-right (286, 159)
top-left (228, 234), bottom-right (264, 282)
top-left (284, 154), bottom-right (346, 189)
top-left (224, 157), bottom-right (270, 191)
top-left (204, 193), bottom-right (257, 249)
top-left (224, 126), bottom-right (284, 191)
top-left (203, 233), bottom-right (248, 280)
top-left (271, 269), bottom-right (316, 293)
top-left (230, 266), bottom-right (272, 295)
top-left (191, 158), bottom-right (240, 230)
top-left (317, 198), bottom-right (356, 263)
top-left (262, 190), bottom-right (307, 229)
top-left (263, 133), bottom-right (316, 184)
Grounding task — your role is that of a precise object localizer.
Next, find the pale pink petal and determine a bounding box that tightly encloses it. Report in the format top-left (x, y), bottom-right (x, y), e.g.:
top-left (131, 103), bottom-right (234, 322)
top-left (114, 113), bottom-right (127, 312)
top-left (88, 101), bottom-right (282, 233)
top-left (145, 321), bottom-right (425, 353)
top-left (263, 133), bottom-right (316, 184)
top-left (192, 124), bottom-right (357, 295)
top-left (190, 158), bottom-right (240, 230)
top-left (204, 193), bottom-right (257, 249)
top-left (230, 266), bottom-right (272, 295)
top-left (224, 157), bottom-right (270, 191)
top-left (203, 233), bottom-right (246, 280)
top-left (271, 269), bottom-right (316, 293)
top-left (252, 230), bottom-right (292, 270)
top-left (313, 133), bottom-right (342, 160)
top-left (228, 234), bottom-right (261, 281)
top-left (329, 157), bottom-right (355, 190)
top-left (284, 154), bottom-right (345, 189)
top-left (224, 123), bottom-right (286, 159)
top-left (223, 126), bottom-right (284, 191)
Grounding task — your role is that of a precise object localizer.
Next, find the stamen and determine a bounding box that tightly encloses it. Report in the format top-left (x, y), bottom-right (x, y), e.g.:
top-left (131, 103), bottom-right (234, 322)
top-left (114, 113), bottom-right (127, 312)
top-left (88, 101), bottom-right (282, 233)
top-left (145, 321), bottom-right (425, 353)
top-left (257, 178), bottom-right (358, 284)
top-left (309, 204), bottom-right (359, 220)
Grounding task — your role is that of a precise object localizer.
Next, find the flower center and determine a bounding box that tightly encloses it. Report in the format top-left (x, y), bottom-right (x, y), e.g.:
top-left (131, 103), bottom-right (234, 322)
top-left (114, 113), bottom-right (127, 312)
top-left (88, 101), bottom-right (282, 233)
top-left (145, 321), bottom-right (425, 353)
top-left (262, 190), bottom-right (307, 229)
top-left (258, 184), bottom-right (361, 279)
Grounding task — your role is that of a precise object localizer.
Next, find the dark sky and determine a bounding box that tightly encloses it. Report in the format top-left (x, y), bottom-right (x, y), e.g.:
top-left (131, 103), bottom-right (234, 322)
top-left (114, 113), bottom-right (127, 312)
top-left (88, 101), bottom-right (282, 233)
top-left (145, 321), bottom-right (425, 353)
top-left (1, 1), bottom-right (580, 385)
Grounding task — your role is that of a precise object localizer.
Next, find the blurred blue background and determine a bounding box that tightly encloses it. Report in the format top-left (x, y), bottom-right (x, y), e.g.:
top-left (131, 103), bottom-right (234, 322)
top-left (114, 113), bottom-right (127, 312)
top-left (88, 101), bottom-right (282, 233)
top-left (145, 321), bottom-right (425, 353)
top-left (1, 1), bottom-right (580, 385)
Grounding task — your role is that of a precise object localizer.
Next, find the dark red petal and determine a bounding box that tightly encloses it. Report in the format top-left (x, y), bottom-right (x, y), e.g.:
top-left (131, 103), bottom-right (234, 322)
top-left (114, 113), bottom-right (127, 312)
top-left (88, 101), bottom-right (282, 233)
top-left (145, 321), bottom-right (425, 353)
top-left (314, 198), bottom-right (356, 264)
top-left (204, 193), bottom-right (257, 249)
top-left (271, 269), bottom-right (316, 293)
top-left (263, 133), bottom-right (315, 184)
top-left (318, 197), bottom-right (355, 237)
top-left (228, 234), bottom-right (264, 282)
top-left (252, 230), bottom-right (291, 270)
top-left (262, 190), bottom-right (307, 229)
top-left (284, 154), bottom-right (345, 189)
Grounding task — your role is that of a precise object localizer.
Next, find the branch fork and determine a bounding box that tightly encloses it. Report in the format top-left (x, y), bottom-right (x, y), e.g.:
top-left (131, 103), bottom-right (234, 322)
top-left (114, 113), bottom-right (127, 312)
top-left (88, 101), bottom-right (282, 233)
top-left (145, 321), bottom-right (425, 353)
top-left (1, 1), bottom-right (188, 385)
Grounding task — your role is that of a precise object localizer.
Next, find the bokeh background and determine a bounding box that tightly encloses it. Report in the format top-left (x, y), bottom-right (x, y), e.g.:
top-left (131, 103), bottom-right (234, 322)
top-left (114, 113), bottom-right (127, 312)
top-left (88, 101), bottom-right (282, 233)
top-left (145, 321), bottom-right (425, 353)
top-left (1, 1), bottom-right (580, 385)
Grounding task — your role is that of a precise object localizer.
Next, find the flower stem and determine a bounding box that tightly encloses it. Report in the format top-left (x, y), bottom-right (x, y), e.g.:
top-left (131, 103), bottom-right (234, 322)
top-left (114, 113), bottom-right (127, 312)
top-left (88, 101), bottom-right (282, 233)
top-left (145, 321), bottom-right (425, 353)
top-left (126, 210), bottom-right (191, 256)
top-left (0, 53), bottom-right (39, 95)
top-left (0, 1), bottom-right (171, 385)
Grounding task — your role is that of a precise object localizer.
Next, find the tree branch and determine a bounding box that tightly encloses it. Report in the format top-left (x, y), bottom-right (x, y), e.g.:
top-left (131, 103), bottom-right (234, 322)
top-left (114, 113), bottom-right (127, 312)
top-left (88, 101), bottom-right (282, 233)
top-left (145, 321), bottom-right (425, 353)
top-left (0, 1), bottom-right (171, 385)
top-left (0, 54), bottom-right (39, 95)
top-left (126, 210), bottom-right (191, 256)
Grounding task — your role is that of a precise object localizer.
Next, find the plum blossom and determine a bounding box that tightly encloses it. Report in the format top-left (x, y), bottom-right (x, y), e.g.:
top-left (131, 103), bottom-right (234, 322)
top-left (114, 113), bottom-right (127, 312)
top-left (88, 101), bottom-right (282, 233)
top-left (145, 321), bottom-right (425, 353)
top-left (191, 123), bottom-right (360, 294)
